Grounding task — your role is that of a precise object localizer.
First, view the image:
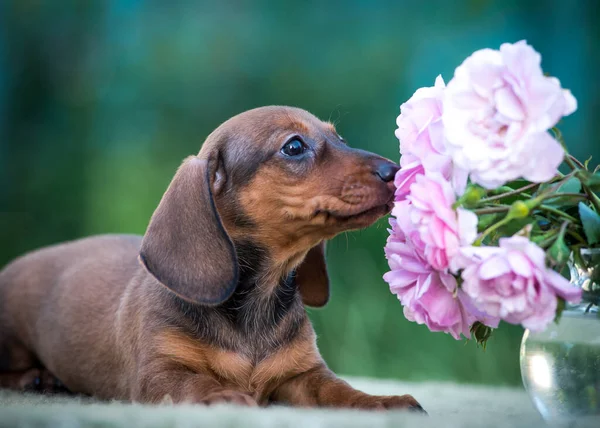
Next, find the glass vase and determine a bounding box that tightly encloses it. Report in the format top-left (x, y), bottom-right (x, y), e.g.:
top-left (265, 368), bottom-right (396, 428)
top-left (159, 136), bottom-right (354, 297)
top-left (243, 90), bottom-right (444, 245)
top-left (520, 248), bottom-right (600, 422)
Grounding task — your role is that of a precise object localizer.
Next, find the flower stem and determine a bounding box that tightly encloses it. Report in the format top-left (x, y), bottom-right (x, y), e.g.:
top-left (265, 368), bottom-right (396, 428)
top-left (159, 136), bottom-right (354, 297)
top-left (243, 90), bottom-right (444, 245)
top-left (553, 127), bottom-right (580, 171)
top-left (553, 126), bottom-right (600, 213)
top-left (558, 219), bottom-right (570, 237)
top-left (518, 171), bottom-right (577, 210)
top-left (562, 155), bottom-right (600, 211)
top-left (564, 155), bottom-right (580, 171)
top-left (566, 229), bottom-right (587, 244)
top-left (474, 216), bottom-right (513, 246)
top-left (568, 155), bottom-right (585, 169)
top-left (542, 220), bottom-right (570, 249)
top-left (540, 193), bottom-right (589, 202)
top-left (537, 205), bottom-right (579, 222)
top-left (568, 169), bottom-right (600, 214)
top-left (472, 206), bottom-right (510, 215)
top-left (583, 185), bottom-right (600, 213)
top-left (479, 182), bottom-right (540, 203)
top-left (536, 230), bottom-right (560, 248)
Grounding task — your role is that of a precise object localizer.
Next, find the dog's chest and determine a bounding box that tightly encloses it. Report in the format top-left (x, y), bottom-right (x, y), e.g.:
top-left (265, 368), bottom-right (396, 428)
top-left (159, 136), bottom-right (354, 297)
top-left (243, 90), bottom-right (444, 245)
top-left (205, 339), bottom-right (317, 399)
top-left (155, 323), bottom-right (319, 401)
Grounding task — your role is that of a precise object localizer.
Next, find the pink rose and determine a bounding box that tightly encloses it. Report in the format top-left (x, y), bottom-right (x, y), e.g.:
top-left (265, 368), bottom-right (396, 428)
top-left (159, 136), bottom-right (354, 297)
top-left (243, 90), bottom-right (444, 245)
top-left (393, 155), bottom-right (425, 202)
top-left (395, 75), bottom-right (468, 194)
top-left (405, 173), bottom-right (478, 271)
top-left (443, 40), bottom-right (577, 188)
top-left (383, 215), bottom-right (472, 339)
top-left (456, 236), bottom-right (582, 332)
top-left (396, 75), bottom-right (446, 165)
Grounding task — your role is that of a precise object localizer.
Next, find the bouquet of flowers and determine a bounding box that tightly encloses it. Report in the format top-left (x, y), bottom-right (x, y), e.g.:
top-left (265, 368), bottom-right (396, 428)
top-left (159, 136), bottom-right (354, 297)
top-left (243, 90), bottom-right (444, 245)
top-left (383, 40), bottom-right (600, 347)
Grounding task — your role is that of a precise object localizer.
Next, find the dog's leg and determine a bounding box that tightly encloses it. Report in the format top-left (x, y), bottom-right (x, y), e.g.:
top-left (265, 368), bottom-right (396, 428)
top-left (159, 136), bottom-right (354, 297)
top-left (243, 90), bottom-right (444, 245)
top-left (271, 364), bottom-right (425, 412)
top-left (134, 369), bottom-right (258, 406)
top-left (0, 369), bottom-right (39, 390)
top-left (0, 368), bottom-right (69, 393)
top-left (0, 337), bottom-right (68, 394)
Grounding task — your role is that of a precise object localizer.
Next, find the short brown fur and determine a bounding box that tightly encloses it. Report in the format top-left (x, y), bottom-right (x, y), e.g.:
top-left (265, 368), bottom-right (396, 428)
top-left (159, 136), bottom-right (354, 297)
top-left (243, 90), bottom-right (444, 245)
top-left (0, 106), bottom-right (423, 412)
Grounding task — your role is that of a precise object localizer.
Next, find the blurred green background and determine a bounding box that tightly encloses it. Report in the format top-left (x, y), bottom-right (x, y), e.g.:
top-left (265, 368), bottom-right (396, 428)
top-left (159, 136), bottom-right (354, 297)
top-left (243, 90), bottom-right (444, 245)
top-left (1, 0), bottom-right (598, 386)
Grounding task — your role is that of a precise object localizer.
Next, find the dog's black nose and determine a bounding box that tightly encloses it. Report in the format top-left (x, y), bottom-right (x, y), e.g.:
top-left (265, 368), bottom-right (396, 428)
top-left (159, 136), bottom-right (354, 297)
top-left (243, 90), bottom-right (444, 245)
top-left (375, 161), bottom-right (399, 183)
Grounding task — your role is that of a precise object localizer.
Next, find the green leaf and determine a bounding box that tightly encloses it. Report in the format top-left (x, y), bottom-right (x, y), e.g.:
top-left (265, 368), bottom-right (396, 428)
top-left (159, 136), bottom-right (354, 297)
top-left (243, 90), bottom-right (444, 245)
top-left (579, 202), bottom-right (600, 245)
top-left (547, 235), bottom-right (571, 266)
top-left (545, 177), bottom-right (581, 208)
top-left (558, 176), bottom-right (582, 194)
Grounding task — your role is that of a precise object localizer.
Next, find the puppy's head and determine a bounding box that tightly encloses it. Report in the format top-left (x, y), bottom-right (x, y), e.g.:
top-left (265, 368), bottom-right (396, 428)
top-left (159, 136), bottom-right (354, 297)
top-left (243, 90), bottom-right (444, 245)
top-left (140, 106), bottom-right (398, 307)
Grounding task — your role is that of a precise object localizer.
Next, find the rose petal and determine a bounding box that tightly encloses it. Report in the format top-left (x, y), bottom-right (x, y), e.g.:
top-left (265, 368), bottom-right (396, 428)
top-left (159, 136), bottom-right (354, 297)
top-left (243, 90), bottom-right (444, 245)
top-left (443, 41), bottom-right (577, 188)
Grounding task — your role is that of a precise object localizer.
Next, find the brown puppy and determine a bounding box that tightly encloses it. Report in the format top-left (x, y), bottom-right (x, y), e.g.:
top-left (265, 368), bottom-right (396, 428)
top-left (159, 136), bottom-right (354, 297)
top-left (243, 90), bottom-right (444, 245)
top-left (0, 106), bottom-right (423, 411)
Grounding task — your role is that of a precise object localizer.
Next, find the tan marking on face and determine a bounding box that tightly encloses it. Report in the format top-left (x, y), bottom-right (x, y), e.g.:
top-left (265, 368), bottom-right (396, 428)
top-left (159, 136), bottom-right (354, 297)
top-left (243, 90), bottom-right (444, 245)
top-left (201, 106), bottom-right (395, 288)
top-left (325, 121), bottom-right (337, 134)
top-left (235, 151), bottom-right (393, 267)
top-left (288, 118), bottom-right (311, 135)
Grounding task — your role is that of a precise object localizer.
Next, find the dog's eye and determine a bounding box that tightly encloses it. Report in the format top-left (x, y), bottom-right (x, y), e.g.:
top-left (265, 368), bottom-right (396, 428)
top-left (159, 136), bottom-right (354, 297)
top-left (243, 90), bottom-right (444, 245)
top-left (281, 138), bottom-right (306, 157)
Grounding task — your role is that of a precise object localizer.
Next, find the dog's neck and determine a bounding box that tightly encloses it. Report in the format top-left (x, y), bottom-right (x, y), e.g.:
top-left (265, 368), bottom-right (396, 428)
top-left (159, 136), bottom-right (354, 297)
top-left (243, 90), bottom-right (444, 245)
top-left (169, 240), bottom-right (305, 360)
top-left (223, 239), bottom-right (301, 315)
top-left (233, 239), bottom-right (307, 293)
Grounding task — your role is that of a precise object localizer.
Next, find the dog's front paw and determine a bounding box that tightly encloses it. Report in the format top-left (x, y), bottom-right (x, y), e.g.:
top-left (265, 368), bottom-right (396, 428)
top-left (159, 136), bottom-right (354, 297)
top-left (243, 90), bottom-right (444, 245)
top-left (352, 394), bottom-right (426, 413)
top-left (200, 390), bottom-right (258, 407)
top-left (19, 368), bottom-right (69, 394)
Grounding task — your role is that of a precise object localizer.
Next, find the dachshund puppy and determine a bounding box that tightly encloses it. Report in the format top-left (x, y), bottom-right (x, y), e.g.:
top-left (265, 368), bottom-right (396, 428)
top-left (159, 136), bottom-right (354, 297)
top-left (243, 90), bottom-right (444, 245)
top-left (0, 106), bottom-right (423, 411)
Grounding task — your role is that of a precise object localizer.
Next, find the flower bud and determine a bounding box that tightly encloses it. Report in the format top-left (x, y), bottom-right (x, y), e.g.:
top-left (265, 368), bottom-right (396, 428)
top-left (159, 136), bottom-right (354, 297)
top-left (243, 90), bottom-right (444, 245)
top-left (462, 186), bottom-right (485, 206)
top-left (454, 186), bottom-right (485, 209)
top-left (508, 200), bottom-right (530, 219)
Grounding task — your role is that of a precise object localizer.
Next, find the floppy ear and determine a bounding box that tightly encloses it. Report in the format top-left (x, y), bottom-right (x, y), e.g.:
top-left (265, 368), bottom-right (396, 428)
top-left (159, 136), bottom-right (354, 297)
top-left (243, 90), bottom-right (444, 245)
top-left (140, 156), bottom-right (238, 305)
top-left (295, 242), bottom-right (329, 307)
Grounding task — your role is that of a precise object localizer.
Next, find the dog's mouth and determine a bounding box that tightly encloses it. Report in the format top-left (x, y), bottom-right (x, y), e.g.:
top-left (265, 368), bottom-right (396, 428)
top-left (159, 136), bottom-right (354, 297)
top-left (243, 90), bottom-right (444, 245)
top-left (315, 198), bottom-right (394, 229)
top-left (330, 202), bottom-right (392, 220)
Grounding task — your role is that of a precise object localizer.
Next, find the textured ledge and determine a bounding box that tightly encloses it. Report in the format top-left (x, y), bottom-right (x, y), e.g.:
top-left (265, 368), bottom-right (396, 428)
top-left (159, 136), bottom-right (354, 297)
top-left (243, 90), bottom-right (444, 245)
top-left (0, 377), bottom-right (596, 428)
